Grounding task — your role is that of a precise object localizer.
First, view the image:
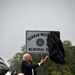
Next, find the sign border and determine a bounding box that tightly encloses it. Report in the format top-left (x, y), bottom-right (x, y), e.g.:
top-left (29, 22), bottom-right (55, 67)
top-left (26, 30), bottom-right (50, 53)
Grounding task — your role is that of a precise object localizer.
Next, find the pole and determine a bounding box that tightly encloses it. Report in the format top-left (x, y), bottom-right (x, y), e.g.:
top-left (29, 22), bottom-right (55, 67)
top-left (41, 53), bottom-right (44, 75)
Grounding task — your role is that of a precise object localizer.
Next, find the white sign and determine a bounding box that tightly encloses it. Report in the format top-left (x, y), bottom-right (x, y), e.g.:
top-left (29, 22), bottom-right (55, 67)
top-left (26, 31), bottom-right (50, 53)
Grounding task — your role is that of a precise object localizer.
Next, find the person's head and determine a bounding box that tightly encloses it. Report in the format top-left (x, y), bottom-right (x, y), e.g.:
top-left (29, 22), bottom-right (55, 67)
top-left (17, 73), bottom-right (24, 75)
top-left (23, 53), bottom-right (32, 62)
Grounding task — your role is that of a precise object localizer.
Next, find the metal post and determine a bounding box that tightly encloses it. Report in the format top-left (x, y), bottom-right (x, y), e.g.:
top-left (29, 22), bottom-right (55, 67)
top-left (41, 53), bottom-right (44, 75)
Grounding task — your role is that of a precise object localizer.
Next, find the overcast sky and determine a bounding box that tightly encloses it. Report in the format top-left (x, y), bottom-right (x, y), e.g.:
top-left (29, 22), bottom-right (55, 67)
top-left (0, 0), bottom-right (75, 66)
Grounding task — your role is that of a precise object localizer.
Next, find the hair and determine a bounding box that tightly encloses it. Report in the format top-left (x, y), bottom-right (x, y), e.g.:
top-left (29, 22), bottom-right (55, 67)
top-left (23, 54), bottom-right (26, 60)
top-left (23, 53), bottom-right (29, 60)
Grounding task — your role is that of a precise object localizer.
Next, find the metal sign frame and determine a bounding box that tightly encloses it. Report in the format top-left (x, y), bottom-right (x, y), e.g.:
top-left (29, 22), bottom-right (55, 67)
top-left (26, 30), bottom-right (50, 53)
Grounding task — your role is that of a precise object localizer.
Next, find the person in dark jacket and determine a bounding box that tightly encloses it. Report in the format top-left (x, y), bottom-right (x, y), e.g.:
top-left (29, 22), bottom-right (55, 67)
top-left (21, 53), bottom-right (48, 75)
